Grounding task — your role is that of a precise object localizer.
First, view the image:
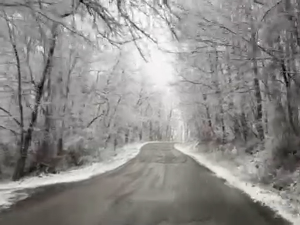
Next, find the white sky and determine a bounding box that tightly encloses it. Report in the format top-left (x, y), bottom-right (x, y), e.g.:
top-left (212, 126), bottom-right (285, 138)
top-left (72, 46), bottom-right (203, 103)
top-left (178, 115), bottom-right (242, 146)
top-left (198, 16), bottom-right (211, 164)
top-left (76, 2), bottom-right (176, 91)
top-left (141, 24), bottom-right (176, 90)
top-left (144, 46), bottom-right (175, 88)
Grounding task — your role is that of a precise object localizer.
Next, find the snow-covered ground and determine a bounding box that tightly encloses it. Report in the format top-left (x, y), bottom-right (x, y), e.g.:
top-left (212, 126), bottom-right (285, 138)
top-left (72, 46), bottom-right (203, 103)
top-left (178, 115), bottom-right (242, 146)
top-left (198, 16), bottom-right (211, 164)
top-left (0, 143), bottom-right (146, 210)
top-left (175, 143), bottom-right (300, 225)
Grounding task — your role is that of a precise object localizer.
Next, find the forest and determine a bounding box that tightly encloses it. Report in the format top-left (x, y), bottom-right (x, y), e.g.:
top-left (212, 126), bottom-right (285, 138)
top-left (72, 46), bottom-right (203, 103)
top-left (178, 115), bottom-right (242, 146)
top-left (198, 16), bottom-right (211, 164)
top-left (0, 0), bottom-right (176, 181)
top-left (175, 0), bottom-right (300, 202)
top-left (0, 0), bottom-right (299, 200)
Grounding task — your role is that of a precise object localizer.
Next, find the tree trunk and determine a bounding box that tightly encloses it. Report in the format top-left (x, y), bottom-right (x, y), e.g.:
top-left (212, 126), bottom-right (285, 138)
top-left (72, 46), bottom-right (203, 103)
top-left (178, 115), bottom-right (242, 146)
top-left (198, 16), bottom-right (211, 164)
top-left (149, 121), bottom-right (153, 141)
top-left (13, 23), bottom-right (58, 180)
top-left (220, 105), bottom-right (226, 144)
top-left (240, 111), bottom-right (248, 142)
top-left (57, 137), bottom-right (63, 155)
top-left (125, 128), bottom-right (129, 143)
top-left (281, 61), bottom-right (299, 135)
top-left (211, 48), bottom-right (226, 143)
top-left (139, 126), bottom-right (143, 141)
top-left (285, 0), bottom-right (300, 134)
top-left (251, 22), bottom-right (264, 141)
top-left (203, 93), bottom-right (213, 137)
top-left (40, 70), bottom-right (54, 165)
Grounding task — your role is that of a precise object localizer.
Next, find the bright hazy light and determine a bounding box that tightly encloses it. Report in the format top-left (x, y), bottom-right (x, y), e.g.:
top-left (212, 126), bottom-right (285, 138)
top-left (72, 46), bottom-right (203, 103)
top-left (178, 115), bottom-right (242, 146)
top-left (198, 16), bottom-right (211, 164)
top-left (144, 46), bottom-right (174, 88)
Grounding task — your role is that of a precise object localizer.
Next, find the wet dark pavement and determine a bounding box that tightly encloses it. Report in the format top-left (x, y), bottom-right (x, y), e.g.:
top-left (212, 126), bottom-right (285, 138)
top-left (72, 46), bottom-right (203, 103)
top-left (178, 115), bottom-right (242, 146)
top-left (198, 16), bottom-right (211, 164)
top-left (0, 142), bottom-right (290, 225)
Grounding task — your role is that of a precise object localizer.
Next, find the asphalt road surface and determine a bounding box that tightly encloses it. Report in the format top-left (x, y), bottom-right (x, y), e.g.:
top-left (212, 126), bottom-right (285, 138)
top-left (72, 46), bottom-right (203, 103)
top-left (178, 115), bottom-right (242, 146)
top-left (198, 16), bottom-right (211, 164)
top-left (0, 143), bottom-right (290, 225)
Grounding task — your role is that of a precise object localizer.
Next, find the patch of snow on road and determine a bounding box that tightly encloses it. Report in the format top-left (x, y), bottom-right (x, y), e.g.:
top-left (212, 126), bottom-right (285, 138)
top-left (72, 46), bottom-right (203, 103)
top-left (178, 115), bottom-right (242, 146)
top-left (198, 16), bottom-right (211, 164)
top-left (175, 143), bottom-right (300, 225)
top-left (0, 191), bottom-right (15, 209)
top-left (0, 143), bottom-right (146, 210)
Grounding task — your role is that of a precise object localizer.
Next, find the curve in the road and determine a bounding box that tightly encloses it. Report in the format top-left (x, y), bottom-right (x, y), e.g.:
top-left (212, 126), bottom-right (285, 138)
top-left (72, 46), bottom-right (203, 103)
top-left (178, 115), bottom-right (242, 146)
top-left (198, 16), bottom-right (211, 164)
top-left (0, 142), bottom-right (291, 225)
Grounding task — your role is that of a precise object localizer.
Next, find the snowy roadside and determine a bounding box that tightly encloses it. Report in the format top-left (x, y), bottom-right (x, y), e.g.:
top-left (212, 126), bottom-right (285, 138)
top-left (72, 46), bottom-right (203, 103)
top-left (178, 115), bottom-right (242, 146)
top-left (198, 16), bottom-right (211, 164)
top-left (0, 142), bottom-right (147, 210)
top-left (175, 143), bottom-right (300, 225)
